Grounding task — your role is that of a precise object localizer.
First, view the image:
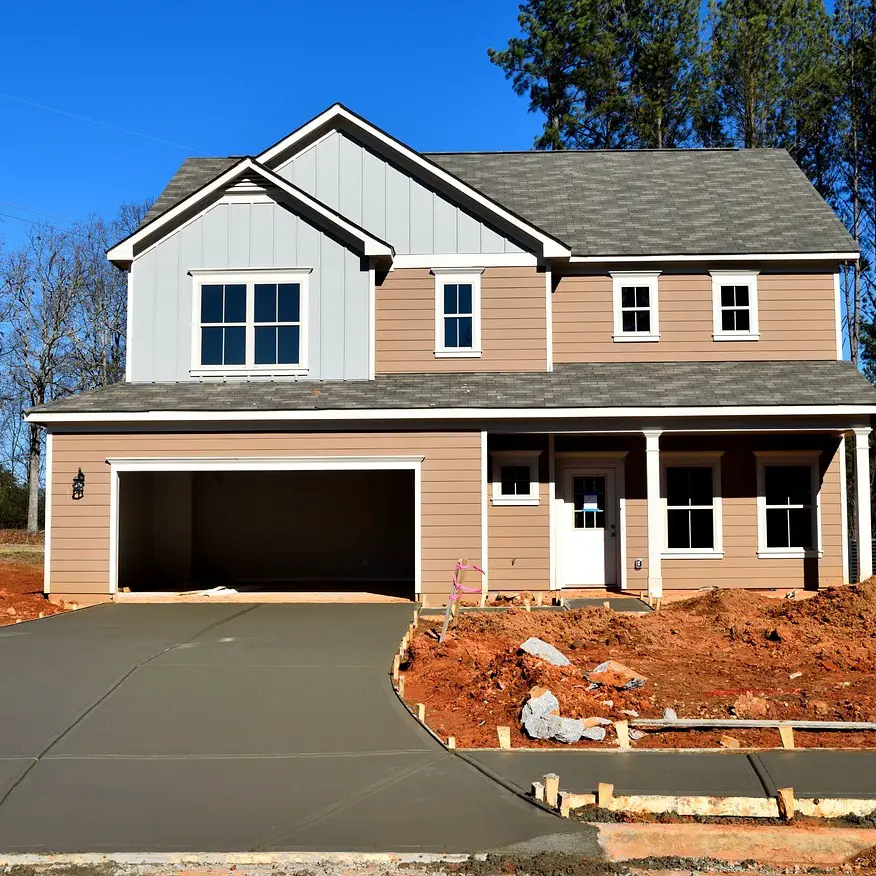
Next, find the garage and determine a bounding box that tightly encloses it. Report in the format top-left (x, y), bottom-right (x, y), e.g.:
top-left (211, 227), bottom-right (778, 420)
top-left (115, 464), bottom-right (417, 599)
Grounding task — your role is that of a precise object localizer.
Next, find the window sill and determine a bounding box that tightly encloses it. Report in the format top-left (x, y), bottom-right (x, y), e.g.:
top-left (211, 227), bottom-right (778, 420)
top-left (713, 332), bottom-right (760, 342)
top-left (491, 497), bottom-right (540, 507)
top-left (191, 367), bottom-right (310, 379)
top-left (434, 349), bottom-right (483, 359)
top-left (612, 333), bottom-right (660, 343)
top-left (757, 549), bottom-right (823, 560)
top-left (662, 551), bottom-right (724, 560)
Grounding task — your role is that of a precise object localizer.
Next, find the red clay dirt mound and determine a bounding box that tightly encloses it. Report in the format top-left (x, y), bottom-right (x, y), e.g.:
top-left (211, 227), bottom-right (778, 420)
top-left (403, 582), bottom-right (876, 749)
top-left (0, 560), bottom-right (65, 627)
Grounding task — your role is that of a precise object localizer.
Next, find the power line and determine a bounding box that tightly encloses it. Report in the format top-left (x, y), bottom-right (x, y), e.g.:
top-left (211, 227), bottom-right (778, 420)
top-left (0, 92), bottom-right (206, 154)
top-left (0, 202), bottom-right (75, 223)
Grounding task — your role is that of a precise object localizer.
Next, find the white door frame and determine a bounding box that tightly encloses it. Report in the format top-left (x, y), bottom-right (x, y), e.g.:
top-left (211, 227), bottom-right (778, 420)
top-left (552, 453), bottom-right (627, 590)
top-left (107, 455), bottom-right (424, 596)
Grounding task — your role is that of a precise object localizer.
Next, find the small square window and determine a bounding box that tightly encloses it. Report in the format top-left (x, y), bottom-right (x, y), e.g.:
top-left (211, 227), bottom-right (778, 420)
top-left (712, 273), bottom-right (759, 340)
top-left (492, 453), bottom-right (540, 505)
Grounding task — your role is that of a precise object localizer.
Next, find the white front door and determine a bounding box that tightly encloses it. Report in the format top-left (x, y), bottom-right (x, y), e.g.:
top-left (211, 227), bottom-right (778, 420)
top-left (559, 468), bottom-right (618, 588)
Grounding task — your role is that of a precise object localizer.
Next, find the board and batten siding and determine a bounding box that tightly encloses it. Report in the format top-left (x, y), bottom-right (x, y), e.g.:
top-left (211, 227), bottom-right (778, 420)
top-left (376, 267), bottom-right (547, 372)
top-left (553, 271), bottom-right (838, 362)
top-left (275, 130), bottom-right (526, 256)
top-left (48, 431), bottom-right (482, 601)
top-left (129, 199), bottom-right (370, 382)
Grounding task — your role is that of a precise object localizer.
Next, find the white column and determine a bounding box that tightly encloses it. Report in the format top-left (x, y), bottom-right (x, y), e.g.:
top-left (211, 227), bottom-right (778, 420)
top-left (644, 429), bottom-right (663, 598)
top-left (854, 427), bottom-right (873, 581)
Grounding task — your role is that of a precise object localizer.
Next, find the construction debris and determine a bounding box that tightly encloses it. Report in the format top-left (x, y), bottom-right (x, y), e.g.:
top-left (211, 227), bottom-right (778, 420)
top-left (587, 659), bottom-right (646, 690)
top-left (521, 688), bottom-right (606, 743)
top-left (518, 637), bottom-right (571, 666)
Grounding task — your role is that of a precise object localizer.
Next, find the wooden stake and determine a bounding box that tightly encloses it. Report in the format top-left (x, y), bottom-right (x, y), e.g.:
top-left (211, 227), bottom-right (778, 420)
top-left (447, 736), bottom-right (456, 749)
top-left (777, 787), bottom-right (795, 821)
top-left (416, 702), bottom-right (426, 723)
top-left (655, 597), bottom-right (662, 611)
top-left (615, 719), bottom-right (631, 749)
top-left (531, 781), bottom-right (545, 802)
top-left (597, 782), bottom-right (614, 809)
top-left (391, 654), bottom-right (400, 683)
top-left (497, 725), bottom-right (512, 750)
top-left (559, 791), bottom-right (572, 818)
top-left (544, 773), bottom-right (560, 808)
top-left (413, 609), bottom-right (419, 626)
top-left (536, 592), bottom-right (544, 606)
top-left (397, 675), bottom-right (405, 698)
top-left (779, 725), bottom-right (795, 749)
top-left (603, 600), bottom-right (610, 609)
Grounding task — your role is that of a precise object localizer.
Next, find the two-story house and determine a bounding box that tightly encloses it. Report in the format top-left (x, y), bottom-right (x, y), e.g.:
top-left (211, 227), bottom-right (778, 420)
top-left (27, 104), bottom-right (876, 606)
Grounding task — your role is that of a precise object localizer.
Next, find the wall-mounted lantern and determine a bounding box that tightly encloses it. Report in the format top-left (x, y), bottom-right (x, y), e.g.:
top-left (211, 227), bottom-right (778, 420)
top-left (72, 468), bottom-right (85, 501)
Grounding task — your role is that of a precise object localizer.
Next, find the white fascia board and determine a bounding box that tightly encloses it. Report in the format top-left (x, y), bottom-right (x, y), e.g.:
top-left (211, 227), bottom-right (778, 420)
top-left (257, 104), bottom-right (571, 260)
top-left (26, 403), bottom-right (876, 425)
top-left (107, 157), bottom-right (393, 265)
top-left (569, 251), bottom-right (860, 264)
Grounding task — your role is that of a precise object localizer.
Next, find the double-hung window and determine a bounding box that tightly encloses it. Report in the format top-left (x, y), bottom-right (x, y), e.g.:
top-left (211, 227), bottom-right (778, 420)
top-left (711, 271), bottom-right (759, 341)
top-left (661, 454), bottom-right (723, 558)
top-left (433, 268), bottom-right (483, 358)
top-left (491, 451), bottom-right (541, 506)
top-left (191, 270), bottom-right (310, 376)
top-left (756, 453), bottom-right (820, 558)
top-left (611, 271), bottom-right (660, 342)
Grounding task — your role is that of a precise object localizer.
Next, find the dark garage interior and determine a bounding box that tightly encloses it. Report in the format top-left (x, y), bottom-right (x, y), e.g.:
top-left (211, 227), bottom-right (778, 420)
top-left (117, 469), bottom-right (416, 598)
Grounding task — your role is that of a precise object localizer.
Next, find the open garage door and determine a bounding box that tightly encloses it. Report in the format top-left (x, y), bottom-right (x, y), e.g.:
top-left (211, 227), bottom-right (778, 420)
top-left (117, 468), bottom-right (416, 599)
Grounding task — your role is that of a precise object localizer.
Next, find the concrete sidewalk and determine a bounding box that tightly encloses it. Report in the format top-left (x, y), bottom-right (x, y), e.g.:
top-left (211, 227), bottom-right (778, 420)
top-left (0, 604), bottom-right (593, 854)
top-left (464, 748), bottom-right (876, 799)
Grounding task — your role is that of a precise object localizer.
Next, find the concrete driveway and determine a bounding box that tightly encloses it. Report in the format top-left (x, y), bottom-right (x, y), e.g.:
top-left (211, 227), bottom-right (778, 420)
top-left (0, 603), bottom-right (591, 854)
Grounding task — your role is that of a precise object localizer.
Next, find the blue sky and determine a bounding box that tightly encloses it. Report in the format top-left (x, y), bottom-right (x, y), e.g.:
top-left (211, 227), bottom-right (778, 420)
top-left (0, 0), bottom-right (539, 249)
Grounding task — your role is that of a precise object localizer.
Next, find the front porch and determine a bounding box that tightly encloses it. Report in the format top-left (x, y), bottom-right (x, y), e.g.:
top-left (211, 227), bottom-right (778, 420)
top-left (486, 424), bottom-right (873, 599)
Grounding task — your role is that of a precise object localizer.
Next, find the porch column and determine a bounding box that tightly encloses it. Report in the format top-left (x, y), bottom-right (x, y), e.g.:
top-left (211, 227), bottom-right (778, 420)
top-left (644, 429), bottom-right (663, 598)
top-left (854, 427), bottom-right (873, 581)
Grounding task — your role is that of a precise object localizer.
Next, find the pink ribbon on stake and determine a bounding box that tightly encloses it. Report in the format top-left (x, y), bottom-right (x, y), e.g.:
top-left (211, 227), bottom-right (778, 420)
top-left (448, 563), bottom-right (485, 601)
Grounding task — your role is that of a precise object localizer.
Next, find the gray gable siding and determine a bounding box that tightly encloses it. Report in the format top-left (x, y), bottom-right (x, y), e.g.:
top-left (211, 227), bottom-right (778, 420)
top-left (275, 131), bottom-right (526, 256)
top-left (130, 200), bottom-right (370, 382)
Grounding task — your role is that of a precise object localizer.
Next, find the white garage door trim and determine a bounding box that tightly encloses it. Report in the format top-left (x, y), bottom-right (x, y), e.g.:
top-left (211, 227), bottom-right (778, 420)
top-left (107, 455), bottom-right (424, 596)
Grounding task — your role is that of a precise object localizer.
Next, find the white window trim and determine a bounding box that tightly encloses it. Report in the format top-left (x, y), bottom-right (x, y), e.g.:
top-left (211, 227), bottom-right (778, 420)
top-left (433, 268), bottom-right (484, 358)
top-left (755, 451), bottom-right (823, 559)
top-left (611, 271), bottom-right (661, 342)
top-left (660, 452), bottom-right (724, 559)
top-left (189, 269), bottom-right (311, 378)
top-left (710, 270), bottom-right (760, 342)
top-left (491, 450), bottom-right (541, 506)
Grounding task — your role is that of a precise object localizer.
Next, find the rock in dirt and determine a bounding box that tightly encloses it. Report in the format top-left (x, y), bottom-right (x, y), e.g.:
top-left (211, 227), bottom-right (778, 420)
top-left (4, 607), bottom-right (15, 616)
top-left (587, 659), bottom-right (646, 689)
top-left (518, 637), bottom-right (571, 667)
top-left (524, 713), bottom-right (606, 743)
top-left (732, 691), bottom-right (772, 719)
top-left (521, 689), bottom-right (560, 723)
top-left (582, 716), bottom-right (612, 728)
top-left (721, 734), bottom-right (741, 749)
top-left (811, 699), bottom-right (831, 718)
top-left (663, 707), bottom-right (678, 720)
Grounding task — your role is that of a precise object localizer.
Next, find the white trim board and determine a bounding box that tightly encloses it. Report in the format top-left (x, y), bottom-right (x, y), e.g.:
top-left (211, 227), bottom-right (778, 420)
top-left (28, 403), bottom-right (876, 425)
top-left (107, 157), bottom-right (394, 266)
top-left (43, 432), bottom-right (53, 595)
top-left (256, 103), bottom-right (570, 260)
top-left (569, 252), bottom-right (860, 264)
top-left (106, 455), bottom-right (424, 596)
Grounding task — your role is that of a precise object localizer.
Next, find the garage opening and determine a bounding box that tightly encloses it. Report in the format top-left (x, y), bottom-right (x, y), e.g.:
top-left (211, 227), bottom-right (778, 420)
top-left (117, 469), bottom-right (416, 599)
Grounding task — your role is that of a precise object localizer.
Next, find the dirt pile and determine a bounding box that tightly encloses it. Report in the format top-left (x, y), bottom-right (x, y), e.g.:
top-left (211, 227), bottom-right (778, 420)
top-left (0, 559), bottom-right (66, 627)
top-left (403, 583), bottom-right (876, 749)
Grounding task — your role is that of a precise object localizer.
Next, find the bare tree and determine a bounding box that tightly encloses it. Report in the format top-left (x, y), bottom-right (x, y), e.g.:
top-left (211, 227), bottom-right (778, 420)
top-left (0, 225), bottom-right (81, 531)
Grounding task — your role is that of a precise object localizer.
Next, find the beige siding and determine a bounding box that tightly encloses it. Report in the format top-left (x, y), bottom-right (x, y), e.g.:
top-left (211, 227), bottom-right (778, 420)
top-left (49, 431), bottom-right (482, 599)
top-left (621, 436), bottom-right (844, 592)
top-left (553, 271), bottom-right (837, 362)
top-left (376, 266), bottom-right (547, 372)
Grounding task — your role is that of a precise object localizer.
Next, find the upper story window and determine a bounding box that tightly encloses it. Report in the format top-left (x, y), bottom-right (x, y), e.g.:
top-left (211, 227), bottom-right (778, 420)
top-left (711, 271), bottom-right (760, 341)
top-left (611, 271), bottom-right (660, 342)
top-left (190, 270), bottom-right (310, 377)
top-left (433, 268), bottom-right (483, 358)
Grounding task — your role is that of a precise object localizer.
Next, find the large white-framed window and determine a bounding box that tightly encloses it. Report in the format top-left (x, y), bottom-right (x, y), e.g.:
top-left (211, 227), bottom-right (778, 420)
top-left (491, 450), bottom-right (541, 506)
top-left (661, 452), bottom-right (724, 559)
top-left (611, 271), bottom-right (660, 342)
top-left (190, 269), bottom-right (310, 377)
top-left (433, 268), bottom-right (483, 358)
top-left (756, 452), bottom-right (822, 559)
top-left (711, 270), bottom-right (760, 341)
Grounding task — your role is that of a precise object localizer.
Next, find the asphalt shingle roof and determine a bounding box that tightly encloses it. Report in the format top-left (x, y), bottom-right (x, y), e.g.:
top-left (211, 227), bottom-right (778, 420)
top-left (426, 149), bottom-right (856, 257)
top-left (142, 148), bottom-right (856, 257)
top-left (28, 361), bottom-right (876, 416)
